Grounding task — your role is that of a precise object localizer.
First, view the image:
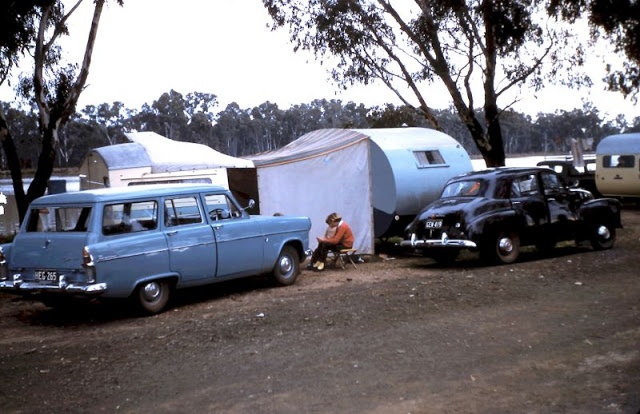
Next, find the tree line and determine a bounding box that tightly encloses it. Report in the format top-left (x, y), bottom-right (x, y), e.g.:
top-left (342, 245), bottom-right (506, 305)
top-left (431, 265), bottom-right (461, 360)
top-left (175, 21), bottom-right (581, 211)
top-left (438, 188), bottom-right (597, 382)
top-left (2, 1), bottom-right (638, 222)
top-left (2, 89), bottom-right (638, 171)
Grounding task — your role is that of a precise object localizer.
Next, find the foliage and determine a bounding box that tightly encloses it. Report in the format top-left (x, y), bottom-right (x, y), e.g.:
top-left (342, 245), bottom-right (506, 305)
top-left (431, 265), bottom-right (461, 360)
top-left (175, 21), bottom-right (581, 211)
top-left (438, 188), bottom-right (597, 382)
top-left (2, 93), bottom-right (635, 168)
top-left (548, 0), bottom-right (640, 101)
top-left (0, 0), bottom-right (56, 85)
top-left (261, 0), bottom-right (589, 167)
top-left (0, 0), bottom-right (123, 223)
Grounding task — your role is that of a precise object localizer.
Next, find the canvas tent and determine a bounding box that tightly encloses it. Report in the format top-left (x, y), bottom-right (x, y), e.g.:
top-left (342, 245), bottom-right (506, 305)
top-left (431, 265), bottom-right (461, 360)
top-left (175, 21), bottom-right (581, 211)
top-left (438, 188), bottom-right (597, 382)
top-left (78, 132), bottom-right (256, 203)
top-left (246, 128), bottom-right (472, 255)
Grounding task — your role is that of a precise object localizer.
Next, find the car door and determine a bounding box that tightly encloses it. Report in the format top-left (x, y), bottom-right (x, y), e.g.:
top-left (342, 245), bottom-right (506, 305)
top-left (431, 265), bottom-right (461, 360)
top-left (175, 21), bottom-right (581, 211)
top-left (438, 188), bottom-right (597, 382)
top-left (538, 170), bottom-right (578, 237)
top-left (509, 173), bottom-right (549, 228)
top-left (203, 193), bottom-right (265, 278)
top-left (163, 194), bottom-right (217, 285)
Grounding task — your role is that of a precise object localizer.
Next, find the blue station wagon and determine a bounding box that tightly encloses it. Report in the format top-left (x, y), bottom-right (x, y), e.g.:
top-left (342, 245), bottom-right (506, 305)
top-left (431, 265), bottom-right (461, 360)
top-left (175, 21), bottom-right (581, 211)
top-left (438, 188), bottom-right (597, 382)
top-left (0, 184), bottom-right (311, 314)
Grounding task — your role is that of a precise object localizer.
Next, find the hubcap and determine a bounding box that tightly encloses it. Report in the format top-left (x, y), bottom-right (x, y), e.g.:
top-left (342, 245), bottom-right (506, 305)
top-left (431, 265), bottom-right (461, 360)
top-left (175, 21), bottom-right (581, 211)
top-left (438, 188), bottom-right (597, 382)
top-left (279, 256), bottom-right (293, 274)
top-left (142, 282), bottom-right (161, 301)
top-left (498, 237), bottom-right (513, 254)
top-left (597, 225), bottom-right (611, 240)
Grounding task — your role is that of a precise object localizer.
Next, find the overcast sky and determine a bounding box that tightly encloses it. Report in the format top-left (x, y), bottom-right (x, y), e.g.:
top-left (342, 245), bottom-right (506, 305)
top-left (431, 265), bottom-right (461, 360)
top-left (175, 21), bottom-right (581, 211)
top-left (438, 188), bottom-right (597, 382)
top-left (1, 0), bottom-right (636, 120)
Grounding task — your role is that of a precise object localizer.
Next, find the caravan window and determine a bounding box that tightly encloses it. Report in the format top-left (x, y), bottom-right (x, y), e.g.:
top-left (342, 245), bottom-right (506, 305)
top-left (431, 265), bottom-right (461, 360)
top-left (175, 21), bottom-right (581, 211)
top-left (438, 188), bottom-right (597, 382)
top-left (603, 154), bottom-right (635, 168)
top-left (413, 150), bottom-right (446, 167)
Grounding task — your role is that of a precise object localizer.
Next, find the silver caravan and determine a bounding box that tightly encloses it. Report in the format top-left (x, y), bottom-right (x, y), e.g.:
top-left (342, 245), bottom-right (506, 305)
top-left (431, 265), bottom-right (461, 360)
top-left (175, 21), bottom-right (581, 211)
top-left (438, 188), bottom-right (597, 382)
top-left (595, 133), bottom-right (640, 197)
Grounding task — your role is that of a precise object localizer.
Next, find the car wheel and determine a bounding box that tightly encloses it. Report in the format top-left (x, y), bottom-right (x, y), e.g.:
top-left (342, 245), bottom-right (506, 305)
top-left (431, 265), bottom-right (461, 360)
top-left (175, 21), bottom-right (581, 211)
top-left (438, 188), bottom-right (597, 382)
top-left (483, 230), bottom-right (520, 264)
top-left (137, 279), bottom-right (171, 315)
top-left (272, 245), bottom-right (300, 286)
top-left (590, 222), bottom-right (616, 250)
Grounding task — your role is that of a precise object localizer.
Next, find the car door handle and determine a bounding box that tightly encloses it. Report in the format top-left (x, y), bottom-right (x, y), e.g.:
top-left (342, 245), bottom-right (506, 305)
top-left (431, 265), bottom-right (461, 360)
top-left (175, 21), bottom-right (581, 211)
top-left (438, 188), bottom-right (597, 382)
top-left (213, 225), bottom-right (223, 230)
top-left (166, 230), bottom-right (178, 236)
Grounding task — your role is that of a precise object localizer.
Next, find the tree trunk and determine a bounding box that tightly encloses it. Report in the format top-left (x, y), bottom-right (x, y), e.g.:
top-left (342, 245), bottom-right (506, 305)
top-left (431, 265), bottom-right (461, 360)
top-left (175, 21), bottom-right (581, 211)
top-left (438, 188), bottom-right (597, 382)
top-left (26, 123), bottom-right (57, 207)
top-left (0, 105), bottom-right (28, 223)
top-left (483, 102), bottom-right (506, 168)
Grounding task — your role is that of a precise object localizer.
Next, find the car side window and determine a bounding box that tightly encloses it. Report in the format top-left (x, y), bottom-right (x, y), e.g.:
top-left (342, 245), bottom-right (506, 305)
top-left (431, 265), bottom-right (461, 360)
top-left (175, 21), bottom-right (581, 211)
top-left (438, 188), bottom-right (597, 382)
top-left (510, 181), bottom-right (521, 198)
top-left (540, 172), bottom-right (561, 194)
top-left (103, 201), bottom-right (158, 235)
top-left (513, 174), bottom-right (539, 196)
top-left (164, 196), bottom-right (203, 227)
top-left (204, 193), bottom-right (241, 221)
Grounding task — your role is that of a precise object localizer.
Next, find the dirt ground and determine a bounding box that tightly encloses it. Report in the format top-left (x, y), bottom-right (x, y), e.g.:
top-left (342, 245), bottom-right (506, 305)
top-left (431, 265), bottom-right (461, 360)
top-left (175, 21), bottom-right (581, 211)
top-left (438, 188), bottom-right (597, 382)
top-left (0, 209), bottom-right (639, 414)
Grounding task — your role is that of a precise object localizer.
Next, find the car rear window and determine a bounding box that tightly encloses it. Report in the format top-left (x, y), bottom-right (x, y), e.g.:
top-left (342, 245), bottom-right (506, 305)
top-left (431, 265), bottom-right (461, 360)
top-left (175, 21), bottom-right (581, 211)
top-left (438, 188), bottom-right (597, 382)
top-left (441, 180), bottom-right (484, 197)
top-left (26, 206), bottom-right (92, 232)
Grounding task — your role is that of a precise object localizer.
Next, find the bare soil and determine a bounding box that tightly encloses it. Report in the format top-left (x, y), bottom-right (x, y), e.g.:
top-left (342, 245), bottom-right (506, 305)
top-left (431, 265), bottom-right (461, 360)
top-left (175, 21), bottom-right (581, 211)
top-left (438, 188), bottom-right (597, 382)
top-left (1, 209), bottom-right (639, 414)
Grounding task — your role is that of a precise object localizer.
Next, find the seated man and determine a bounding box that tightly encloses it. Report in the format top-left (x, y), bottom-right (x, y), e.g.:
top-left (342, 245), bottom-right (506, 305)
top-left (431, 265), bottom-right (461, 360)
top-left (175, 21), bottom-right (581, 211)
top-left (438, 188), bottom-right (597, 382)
top-left (309, 212), bottom-right (354, 271)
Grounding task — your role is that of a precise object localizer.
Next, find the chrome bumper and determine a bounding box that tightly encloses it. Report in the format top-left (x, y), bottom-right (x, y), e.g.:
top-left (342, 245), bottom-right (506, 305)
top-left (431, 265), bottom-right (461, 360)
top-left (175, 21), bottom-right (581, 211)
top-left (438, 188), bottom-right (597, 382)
top-left (0, 274), bottom-right (107, 295)
top-left (400, 232), bottom-right (477, 249)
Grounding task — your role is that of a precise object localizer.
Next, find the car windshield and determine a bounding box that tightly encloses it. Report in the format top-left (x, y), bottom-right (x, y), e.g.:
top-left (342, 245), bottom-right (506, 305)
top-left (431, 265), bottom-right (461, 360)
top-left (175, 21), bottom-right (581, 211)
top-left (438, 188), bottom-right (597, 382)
top-left (441, 180), bottom-right (484, 198)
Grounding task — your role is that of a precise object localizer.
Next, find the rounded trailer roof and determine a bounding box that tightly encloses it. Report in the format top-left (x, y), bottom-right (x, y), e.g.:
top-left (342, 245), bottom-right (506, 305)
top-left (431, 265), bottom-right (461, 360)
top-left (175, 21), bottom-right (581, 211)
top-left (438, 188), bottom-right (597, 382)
top-left (596, 133), bottom-right (640, 154)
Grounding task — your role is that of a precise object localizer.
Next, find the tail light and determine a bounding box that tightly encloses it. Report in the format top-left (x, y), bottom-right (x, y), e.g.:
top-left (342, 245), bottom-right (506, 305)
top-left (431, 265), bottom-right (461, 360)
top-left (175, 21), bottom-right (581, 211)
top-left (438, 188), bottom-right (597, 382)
top-left (82, 246), bottom-right (96, 283)
top-left (82, 246), bottom-right (94, 266)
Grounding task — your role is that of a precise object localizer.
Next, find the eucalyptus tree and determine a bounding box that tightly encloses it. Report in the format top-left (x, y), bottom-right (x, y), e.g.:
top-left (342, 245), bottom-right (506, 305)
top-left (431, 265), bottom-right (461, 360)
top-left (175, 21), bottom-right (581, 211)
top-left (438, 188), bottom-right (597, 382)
top-left (185, 92), bottom-right (218, 146)
top-left (1, 0), bottom-right (123, 222)
top-left (262, 0), bottom-right (587, 167)
top-left (548, 0), bottom-right (640, 101)
top-left (81, 101), bottom-right (127, 145)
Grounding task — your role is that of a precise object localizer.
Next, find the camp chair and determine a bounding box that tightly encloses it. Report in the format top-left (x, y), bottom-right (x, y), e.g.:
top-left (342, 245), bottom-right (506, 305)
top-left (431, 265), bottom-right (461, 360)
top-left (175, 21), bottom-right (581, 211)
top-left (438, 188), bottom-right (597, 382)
top-left (328, 248), bottom-right (358, 270)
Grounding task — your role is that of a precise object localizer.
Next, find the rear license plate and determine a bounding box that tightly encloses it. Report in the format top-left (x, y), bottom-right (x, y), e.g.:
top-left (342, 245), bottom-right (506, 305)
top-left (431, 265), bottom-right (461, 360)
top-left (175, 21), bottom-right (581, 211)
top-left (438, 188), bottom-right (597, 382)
top-left (35, 270), bottom-right (59, 283)
top-left (425, 220), bottom-right (443, 229)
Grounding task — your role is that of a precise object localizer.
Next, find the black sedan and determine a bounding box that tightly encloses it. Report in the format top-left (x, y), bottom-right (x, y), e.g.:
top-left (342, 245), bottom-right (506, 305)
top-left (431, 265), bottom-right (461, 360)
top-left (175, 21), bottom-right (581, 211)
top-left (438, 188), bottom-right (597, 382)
top-left (401, 167), bottom-right (622, 264)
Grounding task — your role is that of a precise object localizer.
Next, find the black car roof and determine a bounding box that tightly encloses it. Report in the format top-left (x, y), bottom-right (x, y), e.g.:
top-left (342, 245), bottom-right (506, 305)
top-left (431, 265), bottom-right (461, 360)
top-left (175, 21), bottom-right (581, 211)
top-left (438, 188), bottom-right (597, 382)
top-left (451, 166), bottom-right (549, 181)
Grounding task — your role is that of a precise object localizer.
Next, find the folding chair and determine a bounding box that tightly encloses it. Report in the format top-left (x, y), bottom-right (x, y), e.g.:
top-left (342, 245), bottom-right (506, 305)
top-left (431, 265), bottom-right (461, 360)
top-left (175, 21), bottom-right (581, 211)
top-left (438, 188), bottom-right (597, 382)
top-left (329, 248), bottom-right (358, 270)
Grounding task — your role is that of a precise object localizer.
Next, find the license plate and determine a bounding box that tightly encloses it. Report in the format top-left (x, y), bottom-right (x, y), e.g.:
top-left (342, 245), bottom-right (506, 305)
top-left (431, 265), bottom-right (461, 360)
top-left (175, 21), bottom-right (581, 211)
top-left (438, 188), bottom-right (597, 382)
top-left (35, 270), bottom-right (59, 283)
top-left (425, 220), bottom-right (443, 229)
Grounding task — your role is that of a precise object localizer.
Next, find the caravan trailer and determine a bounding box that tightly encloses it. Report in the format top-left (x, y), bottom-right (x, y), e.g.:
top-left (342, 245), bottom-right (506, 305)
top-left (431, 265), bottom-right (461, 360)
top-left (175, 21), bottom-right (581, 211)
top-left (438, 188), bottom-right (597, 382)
top-left (595, 133), bottom-right (640, 198)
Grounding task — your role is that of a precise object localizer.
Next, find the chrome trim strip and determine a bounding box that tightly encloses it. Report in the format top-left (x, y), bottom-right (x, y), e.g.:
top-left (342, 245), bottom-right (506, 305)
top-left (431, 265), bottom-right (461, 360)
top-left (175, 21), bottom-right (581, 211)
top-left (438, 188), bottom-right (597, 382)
top-left (400, 235), bottom-right (476, 249)
top-left (0, 280), bottom-right (107, 294)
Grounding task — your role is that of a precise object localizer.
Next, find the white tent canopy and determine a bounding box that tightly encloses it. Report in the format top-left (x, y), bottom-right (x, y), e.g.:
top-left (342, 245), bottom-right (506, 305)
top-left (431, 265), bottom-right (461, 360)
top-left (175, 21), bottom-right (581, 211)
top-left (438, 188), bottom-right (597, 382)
top-left (125, 132), bottom-right (254, 170)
